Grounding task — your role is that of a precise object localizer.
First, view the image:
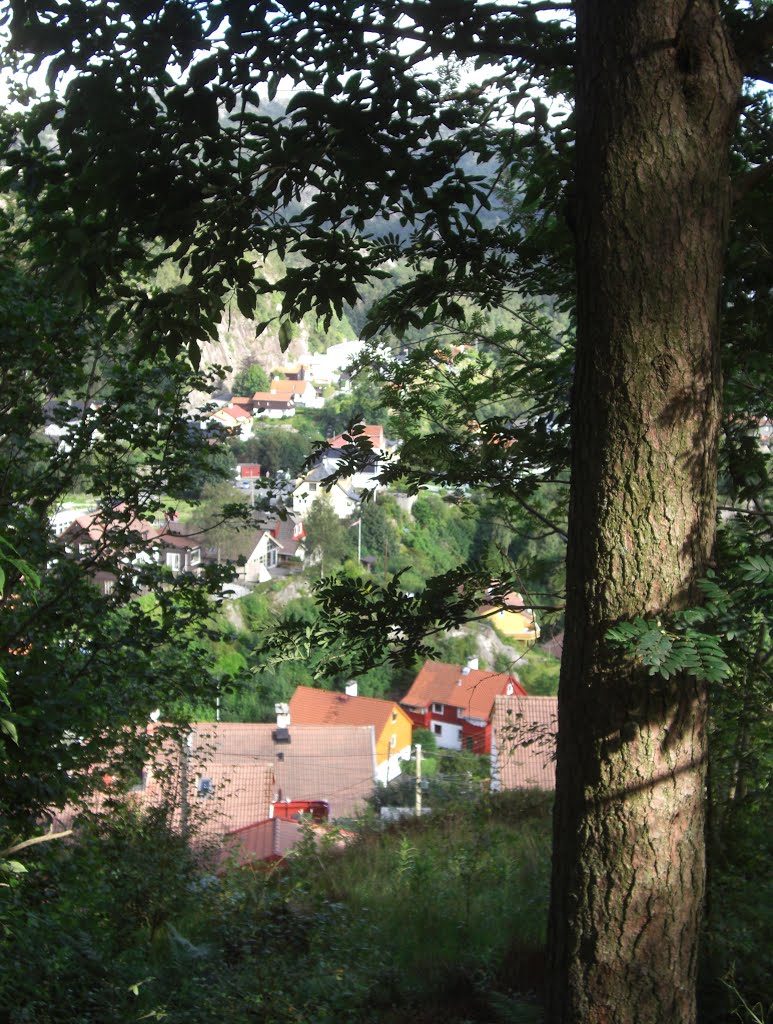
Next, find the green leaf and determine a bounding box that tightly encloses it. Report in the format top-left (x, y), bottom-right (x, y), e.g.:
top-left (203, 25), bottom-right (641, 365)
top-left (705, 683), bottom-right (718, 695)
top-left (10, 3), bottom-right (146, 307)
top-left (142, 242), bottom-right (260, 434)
top-left (1, 860), bottom-right (27, 875)
top-left (236, 288), bottom-right (254, 319)
top-left (278, 319), bottom-right (293, 352)
top-left (0, 719), bottom-right (18, 745)
top-left (740, 555), bottom-right (773, 585)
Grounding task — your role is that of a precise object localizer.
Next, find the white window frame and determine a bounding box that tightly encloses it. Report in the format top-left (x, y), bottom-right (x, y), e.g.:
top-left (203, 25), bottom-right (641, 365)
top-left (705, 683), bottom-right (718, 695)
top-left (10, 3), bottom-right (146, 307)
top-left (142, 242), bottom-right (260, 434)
top-left (431, 702), bottom-right (444, 714)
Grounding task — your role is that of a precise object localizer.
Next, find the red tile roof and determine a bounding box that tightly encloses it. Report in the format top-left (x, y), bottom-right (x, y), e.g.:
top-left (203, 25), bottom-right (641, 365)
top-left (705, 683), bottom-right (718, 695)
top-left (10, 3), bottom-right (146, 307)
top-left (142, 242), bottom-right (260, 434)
top-left (217, 405), bottom-right (252, 420)
top-left (55, 743), bottom-right (276, 843)
top-left (491, 695), bottom-right (557, 791)
top-left (289, 686), bottom-right (406, 736)
top-left (328, 424), bottom-right (385, 450)
top-left (54, 722), bottom-right (376, 841)
top-left (61, 505), bottom-right (162, 544)
top-left (189, 723), bottom-right (376, 821)
top-left (401, 660), bottom-right (526, 721)
top-left (270, 379), bottom-right (312, 396)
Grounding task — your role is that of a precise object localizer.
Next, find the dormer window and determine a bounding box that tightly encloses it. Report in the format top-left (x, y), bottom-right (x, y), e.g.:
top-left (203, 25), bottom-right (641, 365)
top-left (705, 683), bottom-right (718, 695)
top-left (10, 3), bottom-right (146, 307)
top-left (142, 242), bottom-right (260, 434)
top-left (432, 702), bottom-right (444, 714)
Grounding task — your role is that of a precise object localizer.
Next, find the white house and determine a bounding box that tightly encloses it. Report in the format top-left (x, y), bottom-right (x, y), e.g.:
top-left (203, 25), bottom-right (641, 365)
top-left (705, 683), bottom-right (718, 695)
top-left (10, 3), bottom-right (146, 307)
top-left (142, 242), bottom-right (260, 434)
top-left (270, 377), bottom-right (323, 409)
top-left (209, 405), bottom-right (254, 438)
top-left (238, 530), bottom-right (282, 583)
top-left (291, 460), bottom-right (359, 519)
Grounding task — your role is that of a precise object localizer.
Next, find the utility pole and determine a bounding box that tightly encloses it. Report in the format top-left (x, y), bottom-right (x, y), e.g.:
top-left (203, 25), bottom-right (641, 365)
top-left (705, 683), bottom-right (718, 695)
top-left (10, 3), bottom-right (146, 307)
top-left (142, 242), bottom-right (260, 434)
top-left (180, 734), bottom-right (191, 837)
top-left (414, 743), bottom-right (422, 817)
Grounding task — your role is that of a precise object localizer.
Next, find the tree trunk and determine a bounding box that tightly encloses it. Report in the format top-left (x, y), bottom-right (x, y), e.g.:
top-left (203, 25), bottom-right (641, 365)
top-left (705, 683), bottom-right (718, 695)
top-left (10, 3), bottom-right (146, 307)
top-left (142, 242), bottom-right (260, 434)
top-left (547, 4), bottom-right (741, 1023)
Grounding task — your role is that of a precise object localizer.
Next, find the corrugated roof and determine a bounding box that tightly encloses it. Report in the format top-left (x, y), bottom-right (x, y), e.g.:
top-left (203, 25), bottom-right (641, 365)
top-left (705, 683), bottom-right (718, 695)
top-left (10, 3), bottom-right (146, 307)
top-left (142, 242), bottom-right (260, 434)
top-left (223, 816), bottom-right (305, 862)
top-left (491, 695), bottom-right (557, 791)
top-left (189, 723), bottom-right (376, 821)
top-left (289, 686), bottom-right (409, 736)
top-left (401, 660), bottom-right (526, 721)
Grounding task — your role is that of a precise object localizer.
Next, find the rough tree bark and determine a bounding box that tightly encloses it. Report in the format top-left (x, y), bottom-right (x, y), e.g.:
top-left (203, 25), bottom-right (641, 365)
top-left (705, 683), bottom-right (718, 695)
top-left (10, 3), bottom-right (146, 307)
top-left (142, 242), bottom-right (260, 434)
top-left (547, 3), bottom-right (742, 1023)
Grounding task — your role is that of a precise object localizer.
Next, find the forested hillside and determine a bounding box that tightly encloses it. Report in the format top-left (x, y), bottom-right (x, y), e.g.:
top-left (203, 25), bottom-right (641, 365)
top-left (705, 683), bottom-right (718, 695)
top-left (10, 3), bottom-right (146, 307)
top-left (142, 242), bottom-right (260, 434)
top-left (1, 2), bottom-right (770, 1023)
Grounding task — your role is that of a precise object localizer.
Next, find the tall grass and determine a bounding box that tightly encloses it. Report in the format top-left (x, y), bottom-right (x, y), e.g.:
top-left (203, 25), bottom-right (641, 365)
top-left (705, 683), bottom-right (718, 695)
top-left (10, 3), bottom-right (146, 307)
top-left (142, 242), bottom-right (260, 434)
top-left (283, 790), bottom-right (553, 1018)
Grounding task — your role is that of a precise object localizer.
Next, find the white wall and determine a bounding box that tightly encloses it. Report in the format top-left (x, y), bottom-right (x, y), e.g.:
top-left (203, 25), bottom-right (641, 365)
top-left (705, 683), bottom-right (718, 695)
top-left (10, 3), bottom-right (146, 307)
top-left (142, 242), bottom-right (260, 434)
top-left (430, 720), bottom-right (463, 751)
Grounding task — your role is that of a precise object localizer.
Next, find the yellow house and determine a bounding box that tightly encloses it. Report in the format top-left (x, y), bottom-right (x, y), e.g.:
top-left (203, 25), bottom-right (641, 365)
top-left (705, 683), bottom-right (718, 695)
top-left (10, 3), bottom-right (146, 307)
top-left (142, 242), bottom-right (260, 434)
top-left (289, 683), bottom-right (413, 784)
top-left (480, 592), bottom-right (541, 644)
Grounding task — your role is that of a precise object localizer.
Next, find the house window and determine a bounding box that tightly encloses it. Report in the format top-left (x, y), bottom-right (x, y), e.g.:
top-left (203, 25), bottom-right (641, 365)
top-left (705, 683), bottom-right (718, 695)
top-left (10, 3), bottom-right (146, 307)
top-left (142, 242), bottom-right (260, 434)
top-left (432, 702), bottom-right (444, 714)
top-left (196, 777), bottom-right (214, 798)
top-left (433, 724), bottom-right (442, 735)
top-left (103, 580), bottom-right (114, 596)
top-left (308, 483), bottom-right (317, 492)
top-left (465, 736), bottom-right (474, 752)
top-left (167, 552), bottom-right (181, 571)
top-left (457, 707), bottom-right (465, 718)
top-left (390, 734), bottom-right (397, 749)
top-left (391, 710), bottom-right (398, 723)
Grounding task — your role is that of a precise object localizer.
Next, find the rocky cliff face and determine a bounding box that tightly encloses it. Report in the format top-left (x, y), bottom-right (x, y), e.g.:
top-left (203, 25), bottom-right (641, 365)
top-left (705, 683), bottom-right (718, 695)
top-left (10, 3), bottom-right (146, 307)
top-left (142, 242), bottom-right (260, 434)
top-left (198, 309), bottom-right (312, 388)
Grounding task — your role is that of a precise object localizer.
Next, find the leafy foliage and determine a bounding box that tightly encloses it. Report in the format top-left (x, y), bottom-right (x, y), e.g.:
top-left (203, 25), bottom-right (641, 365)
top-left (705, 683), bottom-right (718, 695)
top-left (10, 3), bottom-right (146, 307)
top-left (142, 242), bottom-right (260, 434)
top-left (231, 361), bottom-right (270, 396)
top-left (1, 0), bottom-right (771, 1015)
top-left (606, 616), bottom-right (731, 683)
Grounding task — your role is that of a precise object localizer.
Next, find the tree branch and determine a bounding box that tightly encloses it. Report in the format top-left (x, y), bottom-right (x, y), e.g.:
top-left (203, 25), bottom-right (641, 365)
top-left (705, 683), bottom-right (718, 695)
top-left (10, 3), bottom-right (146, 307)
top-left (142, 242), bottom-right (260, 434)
top-left (1, 828), bottom-right (73, 858)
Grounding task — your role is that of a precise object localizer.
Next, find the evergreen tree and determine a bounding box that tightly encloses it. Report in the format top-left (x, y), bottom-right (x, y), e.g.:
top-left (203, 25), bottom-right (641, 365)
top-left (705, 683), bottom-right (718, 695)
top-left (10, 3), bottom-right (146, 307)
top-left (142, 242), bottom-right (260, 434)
top-left (231, 362), bottom-right (270, 397)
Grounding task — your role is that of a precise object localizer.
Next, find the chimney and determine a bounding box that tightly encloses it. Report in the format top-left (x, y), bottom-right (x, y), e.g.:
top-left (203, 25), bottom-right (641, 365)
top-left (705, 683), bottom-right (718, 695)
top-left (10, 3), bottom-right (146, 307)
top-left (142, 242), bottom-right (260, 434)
top-left (275, 702), bottom-right (291, 729)
top-left (466, 656), bottom-right (479, 671)
top-left (345, 680), bottom-right (358, 698)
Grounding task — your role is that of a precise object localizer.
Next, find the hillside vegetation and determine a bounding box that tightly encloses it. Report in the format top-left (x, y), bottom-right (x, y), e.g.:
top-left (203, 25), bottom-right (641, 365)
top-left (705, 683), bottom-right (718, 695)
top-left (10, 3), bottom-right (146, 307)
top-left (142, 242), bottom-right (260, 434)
top-left (2, 792), bottom-right (553, 1024)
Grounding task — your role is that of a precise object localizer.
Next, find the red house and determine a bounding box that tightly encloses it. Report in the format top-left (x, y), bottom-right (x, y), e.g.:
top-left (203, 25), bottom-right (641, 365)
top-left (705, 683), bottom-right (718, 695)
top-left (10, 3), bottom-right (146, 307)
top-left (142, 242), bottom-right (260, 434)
top-left (400, 659), bottom-right (526, 755)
